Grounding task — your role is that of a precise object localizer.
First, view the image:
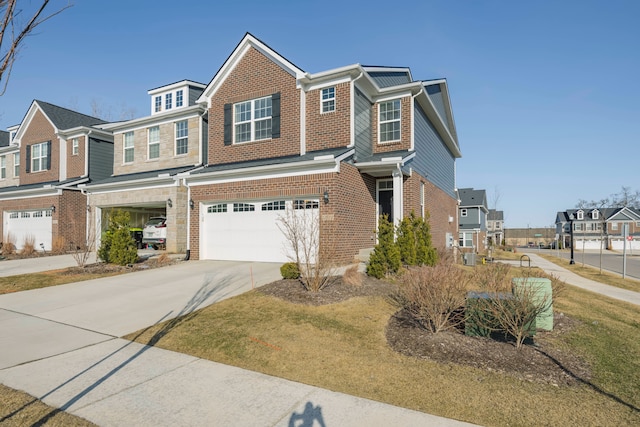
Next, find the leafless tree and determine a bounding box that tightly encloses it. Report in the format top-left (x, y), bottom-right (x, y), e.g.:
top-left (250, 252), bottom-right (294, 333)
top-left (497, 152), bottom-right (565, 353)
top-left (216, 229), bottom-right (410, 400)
top-left (1, 0), bottom-right (72, 94)
top-left (71, 222), bottom-right (95, 267)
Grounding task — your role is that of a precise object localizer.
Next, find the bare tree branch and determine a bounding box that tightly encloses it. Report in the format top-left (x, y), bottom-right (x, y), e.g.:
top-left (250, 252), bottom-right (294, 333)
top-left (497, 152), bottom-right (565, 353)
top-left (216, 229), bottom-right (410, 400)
top-left (1, 0), bottom-right (72, 95)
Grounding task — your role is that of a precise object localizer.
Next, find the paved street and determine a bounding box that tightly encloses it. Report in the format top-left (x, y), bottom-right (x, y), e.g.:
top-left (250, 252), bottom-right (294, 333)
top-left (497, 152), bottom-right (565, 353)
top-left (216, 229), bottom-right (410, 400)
top-left (519, 248), bottom-right (640, 280)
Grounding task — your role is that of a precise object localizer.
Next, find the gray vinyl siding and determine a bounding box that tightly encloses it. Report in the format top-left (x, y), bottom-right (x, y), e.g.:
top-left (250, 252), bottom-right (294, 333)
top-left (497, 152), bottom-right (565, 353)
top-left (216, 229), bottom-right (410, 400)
top-left (353, 87), bottom-right (372, 161)
top-left (460, 207), bottom-right (481, 228)
top-left (426, 85), bottom-right (450, 129)
top-left (88, 138), bottom-right (114, 182)
top-left (189, 87), bottom-right (204, 106)
top-left (413, 104), bottom-right (456, 198)
top-left (367, 71), bottom-right (411, 88)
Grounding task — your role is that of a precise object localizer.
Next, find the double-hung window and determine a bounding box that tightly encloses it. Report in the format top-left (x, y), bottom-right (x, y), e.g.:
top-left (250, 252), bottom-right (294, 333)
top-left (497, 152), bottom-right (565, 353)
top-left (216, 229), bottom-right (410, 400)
top-left (176, 90), bottom-right (183, 108)
top-left (124, 131), bottom-right (134, 163)
top-left (31, 141), bottom-right (48, 172)
top-left (72, 138), bottom-right (79, 155)
top-left (0, 156), bottom-right (5, 179)
top-left (175, 120), bottom-right (188, 155)
top-left (321, 87), bottom-right (335, 113)
top-left (13, 153), bottom-right (19, 177)
top-left (165, 93), bottom-right (172, 110)
top-left (148, 126), bottom-right (160, 159)
top-left (379, 99), bottom-right (401, 142)
top-left (155, 96), bottom-right (162, 113)
top-left (234, 96), bottom-right (272, 143)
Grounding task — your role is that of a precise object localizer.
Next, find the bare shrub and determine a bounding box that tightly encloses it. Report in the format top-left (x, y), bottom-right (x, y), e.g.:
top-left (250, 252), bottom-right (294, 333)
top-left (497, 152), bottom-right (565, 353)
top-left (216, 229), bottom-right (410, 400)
top-left (471, 265), bottom-right (563, 349)
top-left (156, 253), bottom-right (172, 266)
top-left (342, 264), bottom-right (362, 287)
top-left (52, 236), bottom-right (67, 254)
top-left (71, 226), bottom-right (95, 267)
top-left (1, 233), bottom-right (16, 256)
top-left (277, 201), bottom-right (338, 292)
top-left (20, 234), bottom-right (36, 256)
top-left (391, 264), bottom-right (470, 333)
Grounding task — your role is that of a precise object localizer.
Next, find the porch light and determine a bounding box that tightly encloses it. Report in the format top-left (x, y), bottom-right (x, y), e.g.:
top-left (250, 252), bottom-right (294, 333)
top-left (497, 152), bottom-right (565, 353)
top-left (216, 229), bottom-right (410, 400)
top-left (167, 198), bottom-right (173, 208)
top-left (50, 205), bottom-right (55, 213)
top-left (189, 199), bottom-right (195, 210)
top-left (323, 190), bottom-right (329, 204)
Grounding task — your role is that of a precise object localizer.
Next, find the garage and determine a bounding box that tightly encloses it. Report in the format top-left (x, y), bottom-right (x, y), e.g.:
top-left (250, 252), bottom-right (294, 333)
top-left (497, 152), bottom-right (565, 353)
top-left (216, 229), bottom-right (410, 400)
top-left (3, 209), bottom-right (53, 250)
top-left (573, 239), bottom-right (603, 250)
top-left (610, 239), bottom-right (640, 251)
top-left (201, 199), bottom-right (319, 263)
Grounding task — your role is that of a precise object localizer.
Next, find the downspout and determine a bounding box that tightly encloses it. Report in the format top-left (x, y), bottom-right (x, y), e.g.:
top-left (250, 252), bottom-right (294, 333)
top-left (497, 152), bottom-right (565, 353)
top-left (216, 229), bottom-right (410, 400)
top-left (182, 177), bottom-right (191, 261)
top-left (410, 88), bottom-right (424, 151)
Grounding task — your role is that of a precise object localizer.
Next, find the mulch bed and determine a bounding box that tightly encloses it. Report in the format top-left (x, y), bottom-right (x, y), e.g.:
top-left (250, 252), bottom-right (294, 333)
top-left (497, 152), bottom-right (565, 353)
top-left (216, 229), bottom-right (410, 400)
top-left (259, 274), bottom-right (591, 386)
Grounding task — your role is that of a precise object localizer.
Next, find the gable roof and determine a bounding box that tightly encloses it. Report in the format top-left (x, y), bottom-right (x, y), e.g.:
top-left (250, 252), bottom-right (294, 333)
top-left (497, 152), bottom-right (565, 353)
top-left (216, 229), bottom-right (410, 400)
top-left (36, 100), bottom-right (107, 129)
top-left (458, 188), bottom-right (488, 210)
top-left (197, 33), bottom-right (305, 104)
top-left (488, 209), bottom-right (504, 221)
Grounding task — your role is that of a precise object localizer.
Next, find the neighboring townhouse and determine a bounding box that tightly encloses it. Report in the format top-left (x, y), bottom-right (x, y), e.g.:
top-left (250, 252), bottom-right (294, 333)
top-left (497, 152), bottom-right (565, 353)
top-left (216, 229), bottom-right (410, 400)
top-left (0, 125), bottom-right (20, 188)
top-left (82, 80), bottom-right (207, 253)
top-left (556, 207), bottom-right (640, 250)
top-left (183, 33), bottom-right (461, 263)
top-left (0, 101), bottom-right (112, 251)
top-left (458, 188), bottom-right (488, 252)
top-left (487, 209), bottom-right (504, 246)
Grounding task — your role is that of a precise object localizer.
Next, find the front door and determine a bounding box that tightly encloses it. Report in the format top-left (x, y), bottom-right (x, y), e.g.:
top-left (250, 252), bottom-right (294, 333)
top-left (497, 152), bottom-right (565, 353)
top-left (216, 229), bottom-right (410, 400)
top-left (378, 180), bottom-right (393, 223)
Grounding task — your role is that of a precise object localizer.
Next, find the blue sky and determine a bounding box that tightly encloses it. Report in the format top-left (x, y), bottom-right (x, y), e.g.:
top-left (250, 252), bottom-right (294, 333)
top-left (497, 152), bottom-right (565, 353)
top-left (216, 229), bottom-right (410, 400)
top-left (2, 0), bottom-right (639, 228)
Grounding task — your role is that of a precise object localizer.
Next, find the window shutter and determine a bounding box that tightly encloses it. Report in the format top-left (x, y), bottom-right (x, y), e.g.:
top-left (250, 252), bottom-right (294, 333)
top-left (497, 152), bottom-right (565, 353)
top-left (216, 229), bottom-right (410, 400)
top-left (223, 103), bottom-right (232, 146)
top-left (46, 141), bottom-right (52, 170)
top-left (271, 92), bottom-right (280, 139)
top-left (25, 145), bottom-right (31, 173)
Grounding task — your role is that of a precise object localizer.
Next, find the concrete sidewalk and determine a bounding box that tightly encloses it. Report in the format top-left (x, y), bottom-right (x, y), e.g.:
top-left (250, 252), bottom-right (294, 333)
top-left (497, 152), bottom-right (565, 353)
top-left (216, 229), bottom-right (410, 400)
top-left (0, 260), bottom-right (476, 427)
top-left (503, 253), bottom-right (640, 306)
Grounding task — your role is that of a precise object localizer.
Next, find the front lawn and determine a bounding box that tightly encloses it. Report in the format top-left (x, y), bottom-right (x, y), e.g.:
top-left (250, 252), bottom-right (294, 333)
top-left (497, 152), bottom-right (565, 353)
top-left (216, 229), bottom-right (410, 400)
top-left (125, 271), bottom-right (640, 426)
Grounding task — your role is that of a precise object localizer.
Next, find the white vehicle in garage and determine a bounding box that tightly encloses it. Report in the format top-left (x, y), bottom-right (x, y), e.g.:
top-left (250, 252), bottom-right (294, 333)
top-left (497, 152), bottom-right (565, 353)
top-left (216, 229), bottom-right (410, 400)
top-left (142, 216), bottom-right (167, 249)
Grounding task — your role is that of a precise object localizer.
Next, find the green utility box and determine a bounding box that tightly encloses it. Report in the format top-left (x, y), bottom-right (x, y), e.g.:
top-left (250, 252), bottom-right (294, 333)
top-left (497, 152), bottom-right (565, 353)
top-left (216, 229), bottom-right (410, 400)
top-left (465, 291), bottom-right (511, 337)
top-left (512, 278), bottom-right (553, 331)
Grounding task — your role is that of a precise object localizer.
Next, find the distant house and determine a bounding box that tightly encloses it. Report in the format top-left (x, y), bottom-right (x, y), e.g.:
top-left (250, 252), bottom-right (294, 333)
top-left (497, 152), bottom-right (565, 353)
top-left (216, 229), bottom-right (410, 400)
top-left (556, 207), bottom-right (640, 250)
top-left (458, 188), bottom-right (488, 251)
top-left (487, 209), bottom-right (504, 246)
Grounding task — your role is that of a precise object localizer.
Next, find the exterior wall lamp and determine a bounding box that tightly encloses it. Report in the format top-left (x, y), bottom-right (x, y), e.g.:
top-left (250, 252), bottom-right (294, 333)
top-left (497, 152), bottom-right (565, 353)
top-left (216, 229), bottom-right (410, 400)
top-left (167, 198), bottom-right (173, 208)
top-left (189, 199), bottom-right (195, 210)
top-left (50, 205), bottom-right (55, 213)
top-left (323, 190), bottom-right (329, 204)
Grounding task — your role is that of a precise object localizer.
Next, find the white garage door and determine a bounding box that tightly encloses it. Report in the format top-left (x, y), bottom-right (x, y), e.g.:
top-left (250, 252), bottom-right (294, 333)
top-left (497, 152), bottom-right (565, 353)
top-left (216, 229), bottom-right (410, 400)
top-left (201, 199), bottom-right (319, 263)
top-left (3, 209), bottom-right (53, 250)
top-left (574, 239), bottom-right (603, 250)
top-left (611, 239), bottom-right (640, 251)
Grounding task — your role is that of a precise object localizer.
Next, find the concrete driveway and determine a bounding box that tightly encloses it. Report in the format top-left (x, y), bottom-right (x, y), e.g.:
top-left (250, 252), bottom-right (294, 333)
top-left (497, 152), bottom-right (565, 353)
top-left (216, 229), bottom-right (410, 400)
top-left (0, 260), bottom-right (281, 370)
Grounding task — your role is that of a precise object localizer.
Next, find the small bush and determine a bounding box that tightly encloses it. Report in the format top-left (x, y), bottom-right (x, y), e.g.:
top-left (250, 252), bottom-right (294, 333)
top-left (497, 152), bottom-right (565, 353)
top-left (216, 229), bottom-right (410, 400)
top-left (98, 210), bottom-right (138, 266)
top-left (1, 233), bottom-right (16, 256)
top-left (280, 262), bottom-right (300, 279)
top-left (20, 235), bottom-right (36, 256)
top-left (367, 215), bottom-right (401, 279)
top-left (391, 264), bottom-right (470, 333)
top-left (342, 264), bottom-right (362, 287)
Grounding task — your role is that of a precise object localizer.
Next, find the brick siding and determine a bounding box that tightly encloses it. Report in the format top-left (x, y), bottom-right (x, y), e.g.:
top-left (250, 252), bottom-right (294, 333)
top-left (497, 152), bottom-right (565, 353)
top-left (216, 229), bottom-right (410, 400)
top-left (20, 109), bottom-right (59, 185)
top-left (305, 82), bottom-right (351, 152)
top-left (67, 136), bottom-right (86, 179)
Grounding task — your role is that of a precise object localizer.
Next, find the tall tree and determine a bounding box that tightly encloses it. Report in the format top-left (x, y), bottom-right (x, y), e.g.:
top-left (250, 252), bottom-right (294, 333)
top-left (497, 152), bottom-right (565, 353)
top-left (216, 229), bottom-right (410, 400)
top-left (0, 0), bottom-right (71, 94)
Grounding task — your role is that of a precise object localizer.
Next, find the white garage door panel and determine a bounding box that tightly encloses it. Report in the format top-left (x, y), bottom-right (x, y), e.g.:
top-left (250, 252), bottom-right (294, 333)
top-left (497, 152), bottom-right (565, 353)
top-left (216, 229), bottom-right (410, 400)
top-left (4, 210), bottom-right (53, 251)
top-left (202, 201), bottom-right (318, 263)
top-left (611, 239), bottom-right (640, 250)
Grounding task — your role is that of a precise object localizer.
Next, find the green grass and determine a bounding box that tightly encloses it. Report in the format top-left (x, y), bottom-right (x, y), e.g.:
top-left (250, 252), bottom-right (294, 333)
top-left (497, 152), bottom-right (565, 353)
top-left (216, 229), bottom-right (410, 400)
top-left (0, 270), bottom-right (122, 295)
top-left (126, 282), bottom-right (640, 426)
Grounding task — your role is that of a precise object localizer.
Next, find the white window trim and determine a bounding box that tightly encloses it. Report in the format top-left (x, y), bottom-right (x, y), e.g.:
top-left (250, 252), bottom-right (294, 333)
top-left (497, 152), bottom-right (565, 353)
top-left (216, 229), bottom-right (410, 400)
top-left (378, 99), bottom-right (402, 143)
top-left (461, 208), bottom-right (468, 217)
top-left (0, 155), bottom-right (5, 179)
top-left (154, 96), bottom-right (162, 113)
top-left (175, 120), bottom-right (188, 156)
top-left (147, 126), bottom-right (160, 160)
top-left (576, 210), bottom-right (584, 220)
top-left (72, 138), bottom-right (79, 156)
top-left (176, 90), bottom-right (184, 108)
top-left (31, 141), bottom-right (48, 172)
top-left (123, 132), bottom-right (135, 163)
top-left (234, 96), bottom-right (272, 144)
top-left (321, 87), bottom-right (335, 113)
top-left (165, 93), bottom-right (173, 110)
top-left (13, 152), bottom-right (19, 177)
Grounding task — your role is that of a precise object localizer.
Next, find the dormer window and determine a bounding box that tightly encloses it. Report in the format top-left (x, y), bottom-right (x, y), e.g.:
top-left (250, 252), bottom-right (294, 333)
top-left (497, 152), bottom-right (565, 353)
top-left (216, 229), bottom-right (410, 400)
top-left (576, 210), bottom-right (584, 220)
top-left (9, 130), bottom-right (16, 142)
top-left (165, 93), bottom-right (173, 110)
top-left (592, 210), bottom-right (599, 220)
top-left (154, 96), bottom-right (162, 113)
top-left (176, 90), bottom-right (183, 108)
